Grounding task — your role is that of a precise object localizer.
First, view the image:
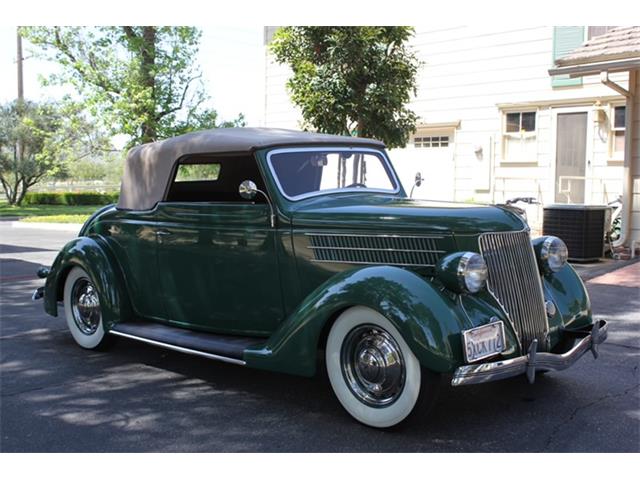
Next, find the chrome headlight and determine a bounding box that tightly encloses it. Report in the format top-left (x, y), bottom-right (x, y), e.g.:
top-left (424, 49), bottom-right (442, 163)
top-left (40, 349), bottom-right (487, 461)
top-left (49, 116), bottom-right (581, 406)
top-left (537, 236), bottom-right (568, 273)
top-left (436, 252), bottom-right (488, 294)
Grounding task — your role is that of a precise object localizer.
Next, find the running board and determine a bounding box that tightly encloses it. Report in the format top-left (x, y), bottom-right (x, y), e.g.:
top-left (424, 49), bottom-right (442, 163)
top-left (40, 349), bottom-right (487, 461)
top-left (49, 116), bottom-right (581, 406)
top-left (109, 321), bottom-right (265, 366)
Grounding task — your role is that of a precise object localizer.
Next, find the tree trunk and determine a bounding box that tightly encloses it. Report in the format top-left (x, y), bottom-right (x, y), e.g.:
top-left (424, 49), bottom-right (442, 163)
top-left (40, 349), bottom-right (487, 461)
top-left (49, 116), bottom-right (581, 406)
top-left (15, 178), bottom-right (28, 206)
top-left (139, 27), bottom-right (157, 143)
top-left (1, 177), bottom-right (18, 205)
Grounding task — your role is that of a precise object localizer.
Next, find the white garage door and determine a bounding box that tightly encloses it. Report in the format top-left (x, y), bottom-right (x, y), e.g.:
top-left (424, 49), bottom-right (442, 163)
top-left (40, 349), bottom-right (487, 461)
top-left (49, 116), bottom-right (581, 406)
top-left (389, 131), bottom-right (456, 201)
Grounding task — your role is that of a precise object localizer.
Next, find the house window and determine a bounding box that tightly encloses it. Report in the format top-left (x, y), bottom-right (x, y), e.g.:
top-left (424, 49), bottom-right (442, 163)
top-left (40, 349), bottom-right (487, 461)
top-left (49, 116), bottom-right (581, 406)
top-left (505, 112), bottom-right (536, 133)
top-left (588, 26), bottom-right (617, 40)
top-left (502, 111), bottom-right (537, 163)
top-left (414, 136), bottom-right (450, 148)
top-left (611, 105), bottom-right (626, 158)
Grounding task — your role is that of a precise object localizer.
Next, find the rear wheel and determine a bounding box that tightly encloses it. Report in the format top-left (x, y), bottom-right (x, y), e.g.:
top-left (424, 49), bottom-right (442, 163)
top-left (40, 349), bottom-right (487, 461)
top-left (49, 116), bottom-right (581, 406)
top-left (63, 266), bottom-right (110, 350)
top-left (325, 306), bottom-right (439, 428)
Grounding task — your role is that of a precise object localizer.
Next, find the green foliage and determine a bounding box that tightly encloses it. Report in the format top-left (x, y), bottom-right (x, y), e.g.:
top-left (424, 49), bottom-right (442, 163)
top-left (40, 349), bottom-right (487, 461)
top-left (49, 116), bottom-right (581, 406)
top-left (0, 201), bottom-right (101, 219)
top-left (0, 100), bottom-right (117, 205)
top-left (22, 27), bottom-right (244, 147)
top-left (0, 102), bottom-right (63, 204)
top-left (270, 27), bottom-right (420, 148)
top-left (23, 191), bottom-right (119, 206)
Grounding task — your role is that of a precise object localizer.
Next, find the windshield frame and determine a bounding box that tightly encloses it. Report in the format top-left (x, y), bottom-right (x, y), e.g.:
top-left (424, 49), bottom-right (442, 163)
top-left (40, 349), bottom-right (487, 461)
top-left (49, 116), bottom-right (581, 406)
top-left (265, 146), bottom-right (402, 202)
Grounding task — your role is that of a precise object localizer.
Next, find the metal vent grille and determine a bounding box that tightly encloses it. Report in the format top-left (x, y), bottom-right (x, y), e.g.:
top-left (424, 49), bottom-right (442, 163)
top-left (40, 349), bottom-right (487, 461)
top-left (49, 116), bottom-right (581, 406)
top-left (479, 230), bottom-right (548, 351)
top-left (307, 233), bottom-right (444, 267)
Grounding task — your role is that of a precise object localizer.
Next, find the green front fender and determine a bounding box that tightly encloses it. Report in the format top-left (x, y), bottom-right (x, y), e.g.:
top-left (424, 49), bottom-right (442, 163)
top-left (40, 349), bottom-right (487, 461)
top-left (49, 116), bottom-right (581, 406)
top-left (44, 235), bottom-right (130, 330)
top-left (542, 263), bottom-right (593, 348)
top-left (244, 265), bottom-right (494, 377)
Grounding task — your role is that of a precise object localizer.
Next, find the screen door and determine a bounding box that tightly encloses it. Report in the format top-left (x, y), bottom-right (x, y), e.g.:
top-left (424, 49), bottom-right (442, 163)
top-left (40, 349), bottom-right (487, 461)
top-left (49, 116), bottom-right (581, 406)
top-left (555, 112), bottom-right (587, 203)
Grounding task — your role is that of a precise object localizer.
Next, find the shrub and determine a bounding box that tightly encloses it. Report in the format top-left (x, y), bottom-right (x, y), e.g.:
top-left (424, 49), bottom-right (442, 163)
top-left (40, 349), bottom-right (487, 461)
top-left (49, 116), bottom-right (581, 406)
top-left (23, 191), bottom-right (119, 206)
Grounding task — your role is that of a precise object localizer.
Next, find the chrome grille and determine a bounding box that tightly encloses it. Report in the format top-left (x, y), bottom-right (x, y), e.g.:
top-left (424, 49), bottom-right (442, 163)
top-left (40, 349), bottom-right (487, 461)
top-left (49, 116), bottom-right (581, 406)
top-left (307, 233), bottom-right (444, 267)
top-left (479, 230), bottom-right (548, 351)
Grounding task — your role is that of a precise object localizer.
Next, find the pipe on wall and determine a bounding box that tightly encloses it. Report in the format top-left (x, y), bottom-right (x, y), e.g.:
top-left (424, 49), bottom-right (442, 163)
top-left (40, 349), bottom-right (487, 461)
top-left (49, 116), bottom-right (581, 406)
top-left (600, 71), bottom-right (635, 249)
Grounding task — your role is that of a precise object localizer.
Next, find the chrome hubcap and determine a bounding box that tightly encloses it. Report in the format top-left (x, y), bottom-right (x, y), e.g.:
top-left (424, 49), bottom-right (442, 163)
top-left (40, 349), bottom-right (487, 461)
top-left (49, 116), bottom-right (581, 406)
top-left (71, 278), bottom-right (101, 335)
top-left (341, 324), bottom-right (405, 408)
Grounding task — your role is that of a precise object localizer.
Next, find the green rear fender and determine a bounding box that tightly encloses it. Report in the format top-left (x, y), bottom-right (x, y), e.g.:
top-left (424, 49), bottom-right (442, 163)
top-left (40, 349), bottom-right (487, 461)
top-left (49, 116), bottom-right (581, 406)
top-left (44, 236), bottom-right (131, 329)
top-left (244, 265), bottom-right (475, 377)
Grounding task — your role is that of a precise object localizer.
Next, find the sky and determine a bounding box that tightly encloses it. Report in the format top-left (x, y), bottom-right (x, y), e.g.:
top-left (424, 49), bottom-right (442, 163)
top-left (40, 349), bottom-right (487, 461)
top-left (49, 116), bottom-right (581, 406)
top-left (0, 26), bottom-right (267, 137)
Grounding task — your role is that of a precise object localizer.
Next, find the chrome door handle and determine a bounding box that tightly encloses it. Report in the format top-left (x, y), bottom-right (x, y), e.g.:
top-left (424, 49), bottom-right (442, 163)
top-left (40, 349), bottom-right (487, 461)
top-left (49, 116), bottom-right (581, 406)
top-left (156, 229), bottom-right (172, 236)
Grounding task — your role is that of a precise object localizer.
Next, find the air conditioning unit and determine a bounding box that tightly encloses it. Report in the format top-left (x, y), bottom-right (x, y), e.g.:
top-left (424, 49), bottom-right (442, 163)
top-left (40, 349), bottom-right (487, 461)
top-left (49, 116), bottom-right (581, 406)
top-left (543, 205), bottom-right (611, 262)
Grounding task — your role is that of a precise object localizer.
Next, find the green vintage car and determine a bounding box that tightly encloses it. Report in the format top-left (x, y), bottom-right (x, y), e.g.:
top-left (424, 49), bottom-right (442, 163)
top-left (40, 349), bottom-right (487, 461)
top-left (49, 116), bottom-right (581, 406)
top-left (35, 128), bottom-right (607, 428)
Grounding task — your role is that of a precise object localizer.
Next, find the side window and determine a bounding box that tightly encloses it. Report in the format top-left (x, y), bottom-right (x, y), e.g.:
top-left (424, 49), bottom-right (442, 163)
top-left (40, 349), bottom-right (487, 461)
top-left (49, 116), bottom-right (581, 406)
top-left (165, 155), bottom-right (267, 203)
top-left (175, 163), bottom-right (220, 182)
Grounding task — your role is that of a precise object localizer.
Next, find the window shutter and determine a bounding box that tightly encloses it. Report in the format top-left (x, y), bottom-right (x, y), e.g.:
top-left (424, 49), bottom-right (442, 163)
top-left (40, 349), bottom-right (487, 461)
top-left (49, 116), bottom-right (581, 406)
top-left (552, 26), bottom-right (585, 87)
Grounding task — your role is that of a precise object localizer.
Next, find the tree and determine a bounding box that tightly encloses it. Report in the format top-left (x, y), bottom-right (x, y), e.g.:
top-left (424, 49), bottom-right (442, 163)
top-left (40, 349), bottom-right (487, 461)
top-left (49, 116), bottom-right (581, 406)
top-left (0, 100), bottom-right (113, 205)
top-left (270, 27), bottom-right (420, 148)
top-left (21, 27), bottom-right (243, 147)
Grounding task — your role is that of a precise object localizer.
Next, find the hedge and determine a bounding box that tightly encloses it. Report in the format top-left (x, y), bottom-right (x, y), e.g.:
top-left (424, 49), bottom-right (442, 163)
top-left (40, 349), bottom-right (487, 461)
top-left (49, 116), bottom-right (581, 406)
top-left (23, 191), bottom-right (119, 206)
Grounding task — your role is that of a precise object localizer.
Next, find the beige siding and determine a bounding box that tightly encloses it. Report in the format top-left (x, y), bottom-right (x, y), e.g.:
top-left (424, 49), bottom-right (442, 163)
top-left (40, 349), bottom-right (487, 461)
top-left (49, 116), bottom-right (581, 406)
top-left (264, 53), bottom-right (302, 129)
top-left (631, 71), bottom-right (640, 245)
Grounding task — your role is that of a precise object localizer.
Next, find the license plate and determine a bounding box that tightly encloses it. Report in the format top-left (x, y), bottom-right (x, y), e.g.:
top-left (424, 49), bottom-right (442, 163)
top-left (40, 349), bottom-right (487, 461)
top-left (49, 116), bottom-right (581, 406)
top-left (462, 321), bottom-right (506, 363)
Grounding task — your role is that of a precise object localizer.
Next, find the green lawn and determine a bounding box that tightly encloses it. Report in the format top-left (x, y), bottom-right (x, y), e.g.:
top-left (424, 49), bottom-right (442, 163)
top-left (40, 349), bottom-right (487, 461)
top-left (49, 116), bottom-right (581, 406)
top-left (0, 202), bottom-right (103, 223)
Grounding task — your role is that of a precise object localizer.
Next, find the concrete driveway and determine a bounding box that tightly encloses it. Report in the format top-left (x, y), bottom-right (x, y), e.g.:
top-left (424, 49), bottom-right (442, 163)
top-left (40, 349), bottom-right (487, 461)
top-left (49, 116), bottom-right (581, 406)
top-left (1, 221), bottom-right (638, 452)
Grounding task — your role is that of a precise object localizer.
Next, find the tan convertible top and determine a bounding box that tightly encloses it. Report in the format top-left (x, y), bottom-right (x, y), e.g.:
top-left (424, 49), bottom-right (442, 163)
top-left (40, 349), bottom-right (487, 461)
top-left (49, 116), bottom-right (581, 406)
top-left (117, 127), bottom-right (386, 210)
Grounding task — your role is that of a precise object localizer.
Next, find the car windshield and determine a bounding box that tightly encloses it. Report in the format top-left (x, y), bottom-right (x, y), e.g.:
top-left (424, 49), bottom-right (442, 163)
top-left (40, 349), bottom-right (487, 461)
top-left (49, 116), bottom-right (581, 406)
top-left (268, 148), bottom-right (399, 200)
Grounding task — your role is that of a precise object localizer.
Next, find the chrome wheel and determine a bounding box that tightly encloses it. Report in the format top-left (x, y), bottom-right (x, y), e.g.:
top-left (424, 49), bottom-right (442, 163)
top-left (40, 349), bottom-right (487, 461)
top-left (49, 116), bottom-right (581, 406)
top-left (70, 278), bottom-right (101, 336)
top-left (340, 324), bottom-right (406, 408)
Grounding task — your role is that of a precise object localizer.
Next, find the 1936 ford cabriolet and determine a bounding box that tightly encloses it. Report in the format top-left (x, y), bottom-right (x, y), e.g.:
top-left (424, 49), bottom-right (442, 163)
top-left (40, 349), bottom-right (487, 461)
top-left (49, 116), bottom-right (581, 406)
top-left (34, 128), bottom-right (607, 428)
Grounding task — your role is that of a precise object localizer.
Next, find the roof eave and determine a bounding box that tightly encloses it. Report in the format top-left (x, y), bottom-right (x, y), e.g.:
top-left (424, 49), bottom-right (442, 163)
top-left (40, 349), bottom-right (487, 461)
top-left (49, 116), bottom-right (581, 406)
top-left (549, 57), bottom-right (640, 78)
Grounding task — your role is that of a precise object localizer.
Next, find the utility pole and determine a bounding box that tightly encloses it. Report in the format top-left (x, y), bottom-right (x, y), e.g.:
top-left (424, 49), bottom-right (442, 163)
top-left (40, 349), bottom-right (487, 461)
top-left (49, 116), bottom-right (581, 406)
top-left (16, 27), bottom-right (25, 199)
top-left (17, 28), bottom-right (24, 103)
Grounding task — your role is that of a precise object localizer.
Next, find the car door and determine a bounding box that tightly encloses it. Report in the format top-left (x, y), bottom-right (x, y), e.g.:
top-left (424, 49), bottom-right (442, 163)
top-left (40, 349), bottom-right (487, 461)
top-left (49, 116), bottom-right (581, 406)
top-left (155, 154), bottom-right (284, 336)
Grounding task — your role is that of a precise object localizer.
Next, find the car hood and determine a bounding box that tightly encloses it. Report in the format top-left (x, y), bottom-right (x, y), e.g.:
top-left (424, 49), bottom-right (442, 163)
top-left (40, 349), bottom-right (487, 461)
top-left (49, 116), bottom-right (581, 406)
top-left (288, 194), bottom-right (525, 234)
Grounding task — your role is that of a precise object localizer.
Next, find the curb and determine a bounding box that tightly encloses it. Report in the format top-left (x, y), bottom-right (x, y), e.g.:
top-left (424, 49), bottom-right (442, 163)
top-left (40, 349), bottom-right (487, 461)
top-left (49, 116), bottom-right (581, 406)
top-left (10, 221), bottom-right (82, 232)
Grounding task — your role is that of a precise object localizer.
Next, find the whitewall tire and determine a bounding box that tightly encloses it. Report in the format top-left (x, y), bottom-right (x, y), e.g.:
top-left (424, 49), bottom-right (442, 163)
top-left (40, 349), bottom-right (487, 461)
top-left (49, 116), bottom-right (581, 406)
top-left (63, 266), bottom-right (108, 350)
top-left (326, 306), bottom-right (433, 428)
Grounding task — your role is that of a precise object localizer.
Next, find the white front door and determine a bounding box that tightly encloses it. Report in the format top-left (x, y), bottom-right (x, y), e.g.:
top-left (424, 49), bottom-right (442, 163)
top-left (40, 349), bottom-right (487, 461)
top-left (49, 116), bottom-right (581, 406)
top-left (389, 131), bottom-right (456, 201)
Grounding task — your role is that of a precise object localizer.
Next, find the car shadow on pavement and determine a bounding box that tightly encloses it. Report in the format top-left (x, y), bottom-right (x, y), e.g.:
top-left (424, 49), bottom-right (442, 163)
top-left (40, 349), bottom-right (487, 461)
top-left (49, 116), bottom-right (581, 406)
top-left (1, 258), bottom-right (638, 453)
top-left (2, 317), bottom-right (638, 453)
top-left (0, 244), bottom-right (57, 254)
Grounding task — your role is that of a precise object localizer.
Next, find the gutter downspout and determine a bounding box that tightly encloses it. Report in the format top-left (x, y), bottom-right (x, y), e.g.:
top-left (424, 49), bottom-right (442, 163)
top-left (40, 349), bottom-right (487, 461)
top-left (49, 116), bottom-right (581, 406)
top-left (600, 71), bottom-right (634, 248)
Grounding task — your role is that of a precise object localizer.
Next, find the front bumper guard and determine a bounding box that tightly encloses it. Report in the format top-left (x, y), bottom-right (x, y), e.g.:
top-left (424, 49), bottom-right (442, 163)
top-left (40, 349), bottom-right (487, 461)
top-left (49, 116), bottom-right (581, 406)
top-left (451, 320), bottom-right (608, 387)
top-left (30, 267), bottom-right (49, 301)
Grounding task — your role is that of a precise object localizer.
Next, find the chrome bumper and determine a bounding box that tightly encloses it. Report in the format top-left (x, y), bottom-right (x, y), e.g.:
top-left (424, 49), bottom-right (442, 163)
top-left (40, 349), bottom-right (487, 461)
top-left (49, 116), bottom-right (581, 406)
top-left (451, 320), bottom-right (608, 387)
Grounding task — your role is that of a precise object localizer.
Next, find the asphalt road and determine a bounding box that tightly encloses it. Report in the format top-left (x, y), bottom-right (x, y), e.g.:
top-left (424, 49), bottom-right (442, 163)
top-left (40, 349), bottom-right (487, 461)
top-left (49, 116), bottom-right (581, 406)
top-left (1, 221), bottom-right (638, 452)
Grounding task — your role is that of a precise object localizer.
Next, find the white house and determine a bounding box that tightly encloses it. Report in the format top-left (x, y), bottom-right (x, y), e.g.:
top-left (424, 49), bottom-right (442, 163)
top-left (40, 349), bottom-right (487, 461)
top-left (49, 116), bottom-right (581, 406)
top-left (549, 26), bottom-right (640, 254)
top-left (262, 26), bottom-right (631, 237)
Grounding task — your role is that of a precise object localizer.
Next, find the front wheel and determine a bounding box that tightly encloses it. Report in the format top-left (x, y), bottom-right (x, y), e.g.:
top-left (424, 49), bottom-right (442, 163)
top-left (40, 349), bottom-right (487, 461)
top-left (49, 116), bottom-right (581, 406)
top-left (63, 266), bottom-right (110, 350)
top-left (325, 306), bottom-right (439, 428)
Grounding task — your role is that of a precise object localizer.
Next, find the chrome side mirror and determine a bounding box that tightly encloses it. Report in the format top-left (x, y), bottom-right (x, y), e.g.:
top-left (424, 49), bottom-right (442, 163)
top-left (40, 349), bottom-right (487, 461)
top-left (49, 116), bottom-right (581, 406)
top-left (410, 172), bottom-right (423, 198)
top-left (238, 179), bottom-right (276, 228)
top-left (239, 180), bottom-right (258, 200)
